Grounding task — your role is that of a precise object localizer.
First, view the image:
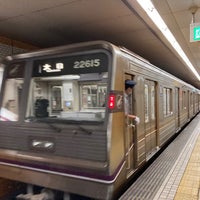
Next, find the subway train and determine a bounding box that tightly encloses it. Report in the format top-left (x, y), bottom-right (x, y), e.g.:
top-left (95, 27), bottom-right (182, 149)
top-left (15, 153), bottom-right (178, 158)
top-left (0, 41), bottom-right (199, 200)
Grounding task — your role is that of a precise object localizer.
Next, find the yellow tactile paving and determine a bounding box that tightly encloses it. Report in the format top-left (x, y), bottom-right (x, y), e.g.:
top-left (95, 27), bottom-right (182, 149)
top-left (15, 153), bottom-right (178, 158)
top-left (174, 133), bottom-right (200, 200)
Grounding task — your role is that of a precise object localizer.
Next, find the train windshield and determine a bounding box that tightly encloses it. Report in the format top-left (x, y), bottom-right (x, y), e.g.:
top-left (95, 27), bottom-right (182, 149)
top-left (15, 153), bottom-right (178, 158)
top-left (26, 51), bottom-right (109, 123)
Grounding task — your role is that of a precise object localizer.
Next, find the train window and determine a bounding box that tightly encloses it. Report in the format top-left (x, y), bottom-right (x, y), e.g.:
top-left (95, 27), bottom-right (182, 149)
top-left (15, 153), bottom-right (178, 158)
top-left (190, 92), bottom-right (193, 107)
top-left (0, 62), bottom-right (25, 121)
top-left (144, 81), bottom-right (156, 123)
top-left (80, 83), bottom-right (107, 109)
top-left (26, 73), bottom-right (108, 122)
top-left (182, 91), bottom-right (187, 110)
top-left (144, 84), bottom-right (149, 123)
top-left (163, 87), bottom-right (172, 117)
top-left (51, 85), bottom-right (62, 112)
top-left (151, 85), bottom-right (155, 120)
top-left (25, 51), bottom-right (109, 123)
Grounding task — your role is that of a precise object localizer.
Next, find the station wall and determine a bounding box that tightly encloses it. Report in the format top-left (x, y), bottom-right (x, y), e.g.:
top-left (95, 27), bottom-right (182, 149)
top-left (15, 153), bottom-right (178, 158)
top-left (0, 36), bottom-right (38, 60)
top-left (0, 36), bottom-right (38, 88)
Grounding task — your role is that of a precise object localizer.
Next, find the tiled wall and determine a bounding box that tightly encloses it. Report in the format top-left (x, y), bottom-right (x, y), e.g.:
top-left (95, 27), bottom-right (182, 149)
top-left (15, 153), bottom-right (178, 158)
top-left (0, 42), bottom-right (26, 58)
top-left (0, 36), bottom-right (38, 60)
top-left (0, 36), bottom-right (38, 87)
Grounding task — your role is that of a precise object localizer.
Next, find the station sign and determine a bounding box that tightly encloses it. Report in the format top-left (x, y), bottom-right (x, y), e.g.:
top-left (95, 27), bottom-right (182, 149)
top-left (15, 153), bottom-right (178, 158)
top-left (190, 23), bottom-right (200, 42)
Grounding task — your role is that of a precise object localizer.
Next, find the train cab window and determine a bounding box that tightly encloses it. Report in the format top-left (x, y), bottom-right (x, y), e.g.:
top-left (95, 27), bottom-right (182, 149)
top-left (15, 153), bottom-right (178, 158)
top-left (26, 73), bottom-right (108, 122)
top-left (163, 87), bottom-right (172, 117)
top-left (25, 52), bottom-right (109, 123)
top-left (0, 62), bottom-right (25, 121)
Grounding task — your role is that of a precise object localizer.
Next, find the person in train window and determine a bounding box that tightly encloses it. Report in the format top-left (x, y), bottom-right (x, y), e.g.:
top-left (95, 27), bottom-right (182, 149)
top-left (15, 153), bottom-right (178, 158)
top-left (124, 79), bottom-right (140, 124)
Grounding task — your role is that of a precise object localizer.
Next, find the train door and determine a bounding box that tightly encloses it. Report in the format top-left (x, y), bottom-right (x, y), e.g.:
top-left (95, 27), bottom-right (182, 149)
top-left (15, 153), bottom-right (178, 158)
top-left (144, 80), bottom-right (157, 159)
top-left (124, 74), bottom-right (136, 176)
top-left (175, 87), bottom-right (180, 130)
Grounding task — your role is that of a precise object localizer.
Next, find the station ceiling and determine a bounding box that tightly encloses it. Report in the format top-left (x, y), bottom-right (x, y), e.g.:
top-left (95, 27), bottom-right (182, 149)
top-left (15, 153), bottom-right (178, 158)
top-left (0, 0), bottom-right (200, 88)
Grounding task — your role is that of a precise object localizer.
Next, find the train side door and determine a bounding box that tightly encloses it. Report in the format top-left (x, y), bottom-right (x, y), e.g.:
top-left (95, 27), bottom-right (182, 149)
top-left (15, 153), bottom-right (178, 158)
top-left (144, 80), bottom-right (157, 159)
top-left (175, 87), bottom-right (180, 130)
top-left (124, 74), bottom-right (136, 176)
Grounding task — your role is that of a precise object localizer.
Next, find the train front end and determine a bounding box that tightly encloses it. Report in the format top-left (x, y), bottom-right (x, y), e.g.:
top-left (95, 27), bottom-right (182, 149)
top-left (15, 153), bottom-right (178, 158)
top-left (0, 42), bottom-right (126, 200)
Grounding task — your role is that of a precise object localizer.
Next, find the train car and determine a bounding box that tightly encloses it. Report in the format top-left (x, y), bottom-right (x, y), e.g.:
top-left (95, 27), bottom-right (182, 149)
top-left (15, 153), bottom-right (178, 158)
top-left (0, 41), bottom-right (199, 200)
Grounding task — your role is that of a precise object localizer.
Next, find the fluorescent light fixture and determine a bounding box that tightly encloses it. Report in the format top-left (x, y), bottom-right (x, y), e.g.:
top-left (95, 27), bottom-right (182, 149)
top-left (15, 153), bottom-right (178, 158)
top-left (126, 0), bottom-right (200, 81)
top-left (40, 75), bottom-right (80, 81)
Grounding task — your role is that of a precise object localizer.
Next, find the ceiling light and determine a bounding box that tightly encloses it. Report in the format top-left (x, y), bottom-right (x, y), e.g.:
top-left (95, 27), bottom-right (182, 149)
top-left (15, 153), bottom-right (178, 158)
top-left (124, 0), bottom-right (200, 82)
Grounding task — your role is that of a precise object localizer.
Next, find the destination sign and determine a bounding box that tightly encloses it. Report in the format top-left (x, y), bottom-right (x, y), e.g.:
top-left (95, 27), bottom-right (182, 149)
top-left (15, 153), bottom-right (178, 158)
top-left (33, 51), bottom-right (109, 77)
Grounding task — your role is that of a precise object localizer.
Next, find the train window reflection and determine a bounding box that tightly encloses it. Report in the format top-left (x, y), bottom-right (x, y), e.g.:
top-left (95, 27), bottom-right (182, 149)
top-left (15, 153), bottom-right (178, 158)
top-left (26, 72), bottom-right (108, 122)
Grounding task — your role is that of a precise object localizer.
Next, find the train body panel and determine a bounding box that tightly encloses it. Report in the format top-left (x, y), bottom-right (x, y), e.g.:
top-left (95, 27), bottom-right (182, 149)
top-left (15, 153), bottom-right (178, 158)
top-left (0, 41), bottom-right (199, 199)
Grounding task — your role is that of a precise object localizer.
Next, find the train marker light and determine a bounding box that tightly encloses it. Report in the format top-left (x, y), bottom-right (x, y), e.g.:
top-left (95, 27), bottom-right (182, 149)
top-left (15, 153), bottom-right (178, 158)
top-left (108, 94), bottom-right (115, 109)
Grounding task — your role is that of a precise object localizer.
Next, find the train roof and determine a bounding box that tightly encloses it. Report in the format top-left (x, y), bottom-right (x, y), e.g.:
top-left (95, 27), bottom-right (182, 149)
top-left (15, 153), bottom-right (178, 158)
top-left (119, 45), bottom-right (199, 92)
top-left (1, 40), bottom-right (200, 92)
top-left (3, 40), bottom-right (115, 61)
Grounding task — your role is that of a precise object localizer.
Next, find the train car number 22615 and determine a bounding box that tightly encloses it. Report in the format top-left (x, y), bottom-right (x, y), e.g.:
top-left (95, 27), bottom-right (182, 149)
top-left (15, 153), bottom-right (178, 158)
top-left (73, 59), bottom-right (100, 69)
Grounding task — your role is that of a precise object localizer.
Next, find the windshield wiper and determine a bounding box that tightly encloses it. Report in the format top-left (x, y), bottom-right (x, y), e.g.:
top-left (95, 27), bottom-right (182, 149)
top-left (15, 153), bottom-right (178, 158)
top-left (47, 123), bottom-right (62, 133)
top-left (25, 117), bottom-right (62, 133)
top-left (73, 126), bottom-right (92, 135)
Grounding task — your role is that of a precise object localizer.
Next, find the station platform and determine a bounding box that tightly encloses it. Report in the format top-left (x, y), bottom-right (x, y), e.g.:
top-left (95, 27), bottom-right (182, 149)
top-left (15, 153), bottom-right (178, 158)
top-left (119, 113), bottom-right (200, 200)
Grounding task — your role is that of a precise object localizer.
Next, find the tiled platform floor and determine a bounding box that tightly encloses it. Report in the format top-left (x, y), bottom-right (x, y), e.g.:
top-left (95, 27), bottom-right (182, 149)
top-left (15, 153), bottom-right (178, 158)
top-left (120, 114), bottom-right (200, 200)
top-left (174, 132), bottom-right (200, 200)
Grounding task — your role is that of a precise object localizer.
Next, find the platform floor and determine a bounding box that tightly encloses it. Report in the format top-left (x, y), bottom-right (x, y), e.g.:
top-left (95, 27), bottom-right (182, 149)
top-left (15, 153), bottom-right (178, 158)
top-left (119, 113), bottom-right (200, 200)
